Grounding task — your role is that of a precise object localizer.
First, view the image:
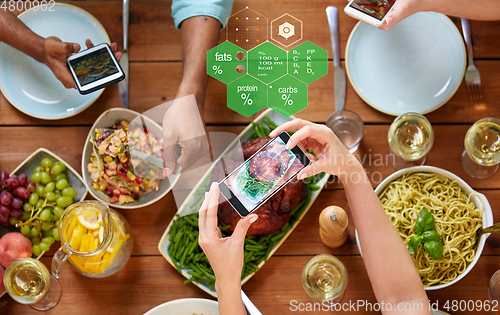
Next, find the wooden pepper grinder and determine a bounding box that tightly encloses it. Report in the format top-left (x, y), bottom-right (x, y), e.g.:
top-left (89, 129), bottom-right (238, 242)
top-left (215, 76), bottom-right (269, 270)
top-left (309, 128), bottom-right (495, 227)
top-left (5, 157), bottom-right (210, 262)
top-left (319, 206), bottom-right (348, 248)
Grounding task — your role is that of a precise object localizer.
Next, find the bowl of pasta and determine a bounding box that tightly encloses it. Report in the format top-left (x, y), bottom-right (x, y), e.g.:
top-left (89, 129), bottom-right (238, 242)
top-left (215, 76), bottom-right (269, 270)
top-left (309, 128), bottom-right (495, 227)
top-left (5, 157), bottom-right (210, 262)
top-left (355, 166), bottom-right (494, 290)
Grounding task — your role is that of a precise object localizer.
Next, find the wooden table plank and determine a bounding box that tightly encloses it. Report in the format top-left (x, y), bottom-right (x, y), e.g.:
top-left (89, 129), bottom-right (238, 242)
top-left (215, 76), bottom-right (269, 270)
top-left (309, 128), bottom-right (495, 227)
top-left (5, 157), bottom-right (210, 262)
top-left (11, 1), bottom-right (496, 62)
top-left (1, 60), bottom-right (500, 126)
top-left (2, 124), bottom-right (500, 190)
top-left (2, 255), bottom-right (499, 314)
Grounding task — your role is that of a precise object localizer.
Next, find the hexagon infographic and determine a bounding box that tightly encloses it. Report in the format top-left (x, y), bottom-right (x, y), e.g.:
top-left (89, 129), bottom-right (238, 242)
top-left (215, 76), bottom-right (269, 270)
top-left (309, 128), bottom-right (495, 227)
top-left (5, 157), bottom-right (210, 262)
top-left (211, 8), bottom-right (328, 117)
top-left (227, 75), bottom-right (268, 117)
top-left (207, 41), bottom-right (247, 84)
top-left (271, 13), bottom-right (303, 48)
top-left (248, 42), bottom-right (287, 84)
top-left (268, 75), bottom-right (308, 117)
top-left (288, 41), bottom-right (328, 84)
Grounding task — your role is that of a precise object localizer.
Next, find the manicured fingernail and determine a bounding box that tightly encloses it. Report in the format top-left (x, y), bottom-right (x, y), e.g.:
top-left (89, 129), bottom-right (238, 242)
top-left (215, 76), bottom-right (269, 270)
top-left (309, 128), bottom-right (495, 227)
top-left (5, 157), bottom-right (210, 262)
top-left (285, 142), bottom-right (292, 150)
top-left (205, 192), bottom-right (208, 197)
top-left (163, 167), bottom-right (171, 177)
top-left (269, 130), bottom-right (276, 137)
top-left (249, 215), bottom-right (258, 223)
top-left (386, 16), bottom-right (393, 25)
top-left (298, 173), bottom-right (308, 180)
top-left (211, 182), bottom-right (218, 190)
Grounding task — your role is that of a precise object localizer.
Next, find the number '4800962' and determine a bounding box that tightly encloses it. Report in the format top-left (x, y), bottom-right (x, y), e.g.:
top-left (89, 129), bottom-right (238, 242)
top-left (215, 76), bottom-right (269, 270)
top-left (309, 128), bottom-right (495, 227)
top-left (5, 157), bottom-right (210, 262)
top-left (1, 0), bottom-right (56, 12)
top-left (442, 299), bottom-right (498, 312)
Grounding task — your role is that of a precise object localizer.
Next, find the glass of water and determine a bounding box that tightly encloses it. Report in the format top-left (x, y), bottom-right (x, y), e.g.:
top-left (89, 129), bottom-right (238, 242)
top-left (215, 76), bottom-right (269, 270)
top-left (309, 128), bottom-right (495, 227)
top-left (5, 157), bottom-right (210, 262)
top-left (325, 110), bottom-right (364, 153)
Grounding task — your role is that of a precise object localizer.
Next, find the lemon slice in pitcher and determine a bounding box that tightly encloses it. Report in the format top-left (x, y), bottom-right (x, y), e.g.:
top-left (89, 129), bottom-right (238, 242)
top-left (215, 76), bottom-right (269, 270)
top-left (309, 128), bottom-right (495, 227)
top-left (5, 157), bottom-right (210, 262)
top-left (78, 210), bottom-right (100, 230)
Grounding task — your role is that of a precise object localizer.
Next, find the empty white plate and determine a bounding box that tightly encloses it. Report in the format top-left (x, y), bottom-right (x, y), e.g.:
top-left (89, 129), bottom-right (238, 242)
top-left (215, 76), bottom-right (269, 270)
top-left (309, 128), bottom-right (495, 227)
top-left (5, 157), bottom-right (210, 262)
top-left (346, 12), bottom-right (466, 116)
top-left (0, 3), bottom-right (110, 120)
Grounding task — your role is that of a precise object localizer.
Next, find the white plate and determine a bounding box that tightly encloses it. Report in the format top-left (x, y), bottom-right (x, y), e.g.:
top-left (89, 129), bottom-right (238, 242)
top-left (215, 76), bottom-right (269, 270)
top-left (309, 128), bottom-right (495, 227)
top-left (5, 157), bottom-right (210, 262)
top-left (82, 108), bottom-right (180, 209)
top-left (355, 166), bottom-right (494, 290)
top-left (0, 3), bottom-right (110, 120)
top-left (158, 108), bottom-right (330, 297)
top-left (346, 12), bottom-right (466, 116)
top-left (144, 298), bottom-right (219, 315)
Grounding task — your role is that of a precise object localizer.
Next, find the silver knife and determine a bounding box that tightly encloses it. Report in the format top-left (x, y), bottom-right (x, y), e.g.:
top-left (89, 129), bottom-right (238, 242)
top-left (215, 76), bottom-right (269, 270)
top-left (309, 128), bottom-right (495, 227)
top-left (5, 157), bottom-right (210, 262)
top-left (128, 148), bottom-right (164, 169)
top-left (118, 0), bottom-right (129, 109)
top-left (326, 6), bottom-right (346, 112)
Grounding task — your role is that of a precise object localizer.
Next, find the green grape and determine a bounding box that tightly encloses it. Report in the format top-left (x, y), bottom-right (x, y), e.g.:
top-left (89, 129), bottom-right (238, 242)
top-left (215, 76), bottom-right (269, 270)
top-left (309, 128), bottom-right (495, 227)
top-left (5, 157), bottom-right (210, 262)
top-left (30, 227), bottom-right (39, 237)
top-left (31, 172), bottom-right (41, 184)
top-left (55, 162), bottom-right (66, 172)
top-left (8, 217), bottom-right (17, 226)
top-left (39, 242), bottom-right (50, 252)
top-left (44, 228), bottom-right (54, 237)
top-left (23, 203), bottom-right (31, 212)
top-left (31, 236), bottom-right (40, 244)
top-left (53, 228), bottom-right (60, 241)
top-left (46, 192), bottom-right (56, 202)
top-left (29, 193), bottom-right (39, 205)
top-left (20, 211), bottom-right (30, 221)
top-left (20, 225), bottom-right (30, 236)
top-left (34, 166), bottom-right (44, 173)
top-left (56, 196), bottom-right (73, 208)
top-left (40, 172), bottom-right (51, 185)
top-left (35, 199), bottom-right (44, 209)
top-left (53, 206), bottom-right (64, 219)
top-left (45, 182), bottom-right (55, 193)
top-left (40, 210), bottom-right (53, 222)
top-left (50, 163), bottom-right (63, 176)
top-left (32, 244), bottom-right (42, 257)
top-left (62, 187), bottom-right (78, 199)
top-left (41, 158), bottom-right (53, 168)
top-left (56, 179), bottom-right (68, 190)
top-left (42, 236), bottom-right (55, 245)
top-left (55, 173), bottom-right (66, 181)
top-left (35, 185), bottom-right (45, 197)
top-left (55, 193), bottom-right (62, 199)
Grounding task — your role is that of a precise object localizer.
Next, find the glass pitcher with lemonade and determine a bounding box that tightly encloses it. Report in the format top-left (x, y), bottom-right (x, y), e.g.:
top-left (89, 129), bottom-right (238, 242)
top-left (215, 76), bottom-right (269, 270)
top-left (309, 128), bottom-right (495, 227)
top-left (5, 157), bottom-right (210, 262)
top-left (51, 201), bottom-right (133, 279)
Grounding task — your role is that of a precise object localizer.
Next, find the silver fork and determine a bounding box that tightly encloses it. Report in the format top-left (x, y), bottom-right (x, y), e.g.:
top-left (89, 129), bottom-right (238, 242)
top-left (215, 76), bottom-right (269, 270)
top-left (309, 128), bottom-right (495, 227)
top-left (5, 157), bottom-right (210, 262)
top-left (461, 18), bottom-right (482, 99)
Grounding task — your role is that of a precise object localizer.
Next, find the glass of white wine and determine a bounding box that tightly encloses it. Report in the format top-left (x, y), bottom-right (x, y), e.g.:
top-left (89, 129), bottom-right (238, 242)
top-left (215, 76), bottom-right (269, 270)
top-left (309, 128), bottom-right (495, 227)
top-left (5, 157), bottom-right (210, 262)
top-left (3, 258), bottom-right (62, 311)
top-left (462, 117), bottom-right (500, 179)
top-left (301, 254), bottom-right (348, 303)
top-left (388, 112), bottom-right (434, 170)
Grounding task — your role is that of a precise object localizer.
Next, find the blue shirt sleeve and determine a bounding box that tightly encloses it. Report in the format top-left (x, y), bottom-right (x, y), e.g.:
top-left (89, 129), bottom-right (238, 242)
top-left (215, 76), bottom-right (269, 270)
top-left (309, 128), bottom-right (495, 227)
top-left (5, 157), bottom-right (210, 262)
top-left (172, 0), bottom-right (235, 30)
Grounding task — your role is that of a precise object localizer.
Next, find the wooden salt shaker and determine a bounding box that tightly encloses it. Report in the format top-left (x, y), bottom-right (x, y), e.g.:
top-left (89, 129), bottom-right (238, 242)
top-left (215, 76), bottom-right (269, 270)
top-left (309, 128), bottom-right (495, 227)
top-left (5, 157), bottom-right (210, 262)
top-left (319, 206), bottom-right (348, 248)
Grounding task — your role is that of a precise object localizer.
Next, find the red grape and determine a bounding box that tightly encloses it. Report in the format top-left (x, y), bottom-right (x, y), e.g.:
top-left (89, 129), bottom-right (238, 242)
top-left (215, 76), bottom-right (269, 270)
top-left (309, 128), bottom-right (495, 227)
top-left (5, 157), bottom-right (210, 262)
top-left (4, 177), bottom-right (19, 189)
top-left (26, 180), bottom-right (36, 192)
top-left (0, 191), bottom-right (12, 206)
top-left (0, 204), bottom-right (10, 216)
top-left (11, 197), bottom-right (23, 209)
top-left (13, 187), bottom-right (30, 200)
top-left (10, 208), bottom-right (22, 219)
top-left (0, 170), bottom-right (8, 186)
top-left (0, 213), bottom-right (9, 228)
top-left (18, 173), bottom-right (28, 187)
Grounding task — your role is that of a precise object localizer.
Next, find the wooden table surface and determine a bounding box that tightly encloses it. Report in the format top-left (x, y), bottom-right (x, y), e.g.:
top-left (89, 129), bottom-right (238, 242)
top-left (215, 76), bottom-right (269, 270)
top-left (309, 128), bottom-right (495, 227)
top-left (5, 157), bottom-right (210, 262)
top-left (1, 1), bottom-right (500, 314)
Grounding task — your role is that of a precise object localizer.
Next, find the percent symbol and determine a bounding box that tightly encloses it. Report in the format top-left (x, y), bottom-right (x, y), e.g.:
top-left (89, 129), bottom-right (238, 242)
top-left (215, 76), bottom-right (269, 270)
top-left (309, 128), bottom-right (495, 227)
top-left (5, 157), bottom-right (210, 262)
top-left (241, 93), bottom-right (253, 105)
top-left (212, 65), bottom-right (223, 74)
top-left (282, 94), bottom-right (293, 106)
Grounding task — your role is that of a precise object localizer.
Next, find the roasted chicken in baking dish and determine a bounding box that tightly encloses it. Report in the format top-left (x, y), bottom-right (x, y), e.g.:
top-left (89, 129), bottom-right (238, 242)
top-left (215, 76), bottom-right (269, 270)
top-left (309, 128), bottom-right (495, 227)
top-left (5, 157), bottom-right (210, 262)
top-left (213, 137), bottom-right (307, 236)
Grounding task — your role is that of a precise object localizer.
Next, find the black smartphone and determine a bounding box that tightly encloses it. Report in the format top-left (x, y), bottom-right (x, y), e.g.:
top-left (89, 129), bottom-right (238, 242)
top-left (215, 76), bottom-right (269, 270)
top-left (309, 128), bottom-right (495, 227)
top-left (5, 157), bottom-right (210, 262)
top-left (219, 131), bottom-right (311, 217)
top-left (66, 43), bottom-right (125, 95)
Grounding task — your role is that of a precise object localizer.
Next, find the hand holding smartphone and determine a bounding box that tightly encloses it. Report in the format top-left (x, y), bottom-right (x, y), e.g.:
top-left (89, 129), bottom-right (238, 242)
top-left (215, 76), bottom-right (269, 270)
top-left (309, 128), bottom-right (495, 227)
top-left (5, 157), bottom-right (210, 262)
top-left (219, 132), bottom-right (311, 217)
top-left (344, 0), bottom-right (396, 27)
top-left (67, 43), bottom-right (125, 95)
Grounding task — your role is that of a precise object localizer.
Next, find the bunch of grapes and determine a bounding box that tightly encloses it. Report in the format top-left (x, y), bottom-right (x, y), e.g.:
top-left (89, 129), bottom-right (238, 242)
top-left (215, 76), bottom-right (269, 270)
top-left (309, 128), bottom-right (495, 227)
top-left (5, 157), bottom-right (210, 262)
top-left (0, 158), bottom-right (78, 256)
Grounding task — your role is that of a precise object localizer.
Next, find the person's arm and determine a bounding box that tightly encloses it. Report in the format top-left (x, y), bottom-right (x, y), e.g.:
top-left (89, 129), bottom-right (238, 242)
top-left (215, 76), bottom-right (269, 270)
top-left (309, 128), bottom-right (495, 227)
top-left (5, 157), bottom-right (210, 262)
top-left (0, 11), bottom-right (121, 88)
top-left (198, 183), bottom-right (257, 315)
top-left (271, 120), bottom-right (431, 314)
top-left (382, 0), bottom-right (500, 30)
top-left (176, 16), bottom-right (221, 111)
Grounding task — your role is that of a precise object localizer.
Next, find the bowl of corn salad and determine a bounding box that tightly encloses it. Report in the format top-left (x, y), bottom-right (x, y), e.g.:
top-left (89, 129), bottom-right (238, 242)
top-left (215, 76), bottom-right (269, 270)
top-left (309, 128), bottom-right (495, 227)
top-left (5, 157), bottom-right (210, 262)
top-left (81, 108), bottom-right (180, 209)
